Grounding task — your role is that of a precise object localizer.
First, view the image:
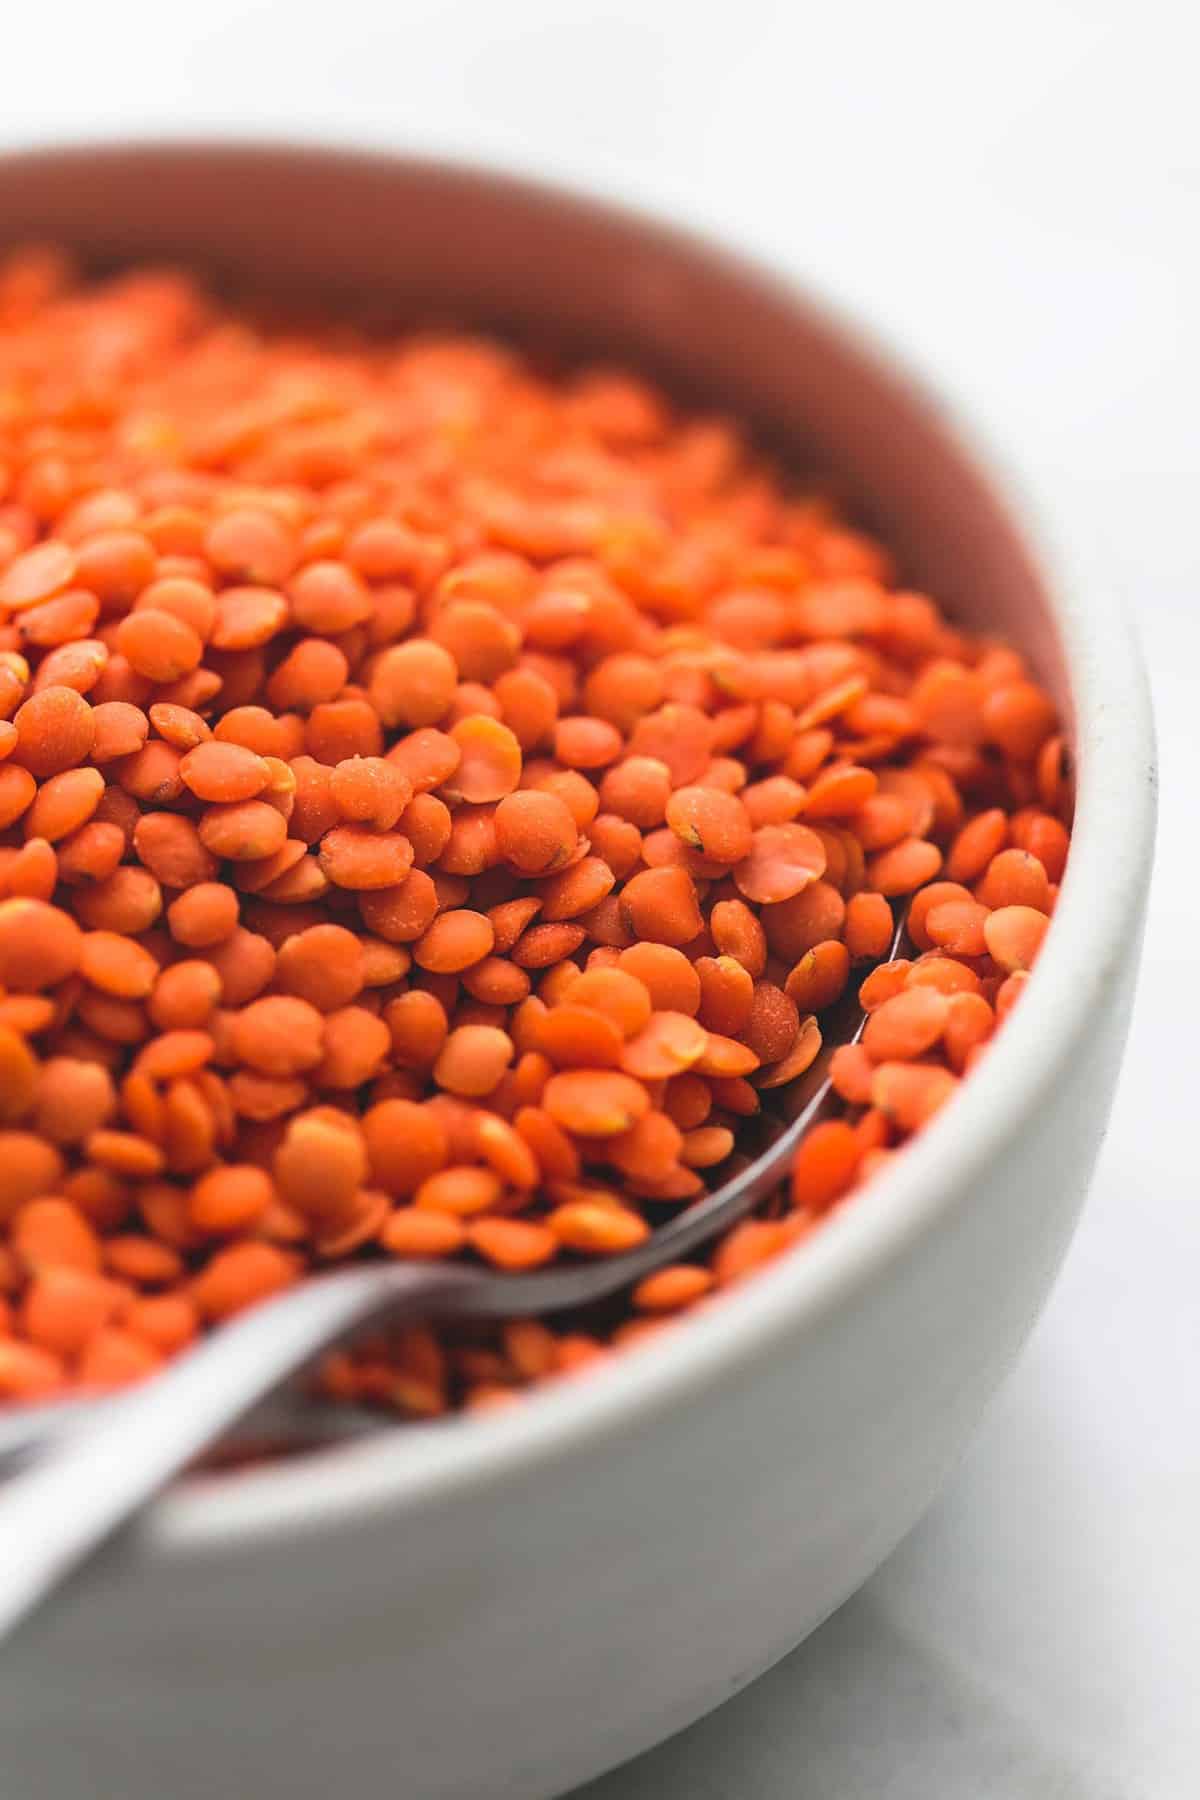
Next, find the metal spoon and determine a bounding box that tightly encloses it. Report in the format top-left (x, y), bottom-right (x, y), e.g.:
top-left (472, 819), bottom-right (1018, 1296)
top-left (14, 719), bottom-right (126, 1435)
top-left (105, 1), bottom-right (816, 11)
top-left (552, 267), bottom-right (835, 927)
top-left (0, 913), bottom-right (900, 1639)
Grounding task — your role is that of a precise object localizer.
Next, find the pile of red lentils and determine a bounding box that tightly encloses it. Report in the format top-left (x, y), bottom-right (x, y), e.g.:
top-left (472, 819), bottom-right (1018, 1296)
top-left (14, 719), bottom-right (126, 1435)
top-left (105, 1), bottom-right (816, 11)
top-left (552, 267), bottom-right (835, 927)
top-left (0, 247), bottom-right (1071, 1418)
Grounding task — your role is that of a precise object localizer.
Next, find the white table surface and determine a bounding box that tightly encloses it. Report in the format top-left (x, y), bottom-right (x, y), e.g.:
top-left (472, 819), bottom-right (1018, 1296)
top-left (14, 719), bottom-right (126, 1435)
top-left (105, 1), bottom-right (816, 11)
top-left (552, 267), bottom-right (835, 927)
top-left (4, 4), bottom-right (1195, 1794)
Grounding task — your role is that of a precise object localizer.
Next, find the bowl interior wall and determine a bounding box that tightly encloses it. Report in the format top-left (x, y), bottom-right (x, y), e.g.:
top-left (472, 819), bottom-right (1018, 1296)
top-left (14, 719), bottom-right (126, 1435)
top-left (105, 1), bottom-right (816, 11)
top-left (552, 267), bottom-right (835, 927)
top-left (0, 144), bottom-right (1066, 715)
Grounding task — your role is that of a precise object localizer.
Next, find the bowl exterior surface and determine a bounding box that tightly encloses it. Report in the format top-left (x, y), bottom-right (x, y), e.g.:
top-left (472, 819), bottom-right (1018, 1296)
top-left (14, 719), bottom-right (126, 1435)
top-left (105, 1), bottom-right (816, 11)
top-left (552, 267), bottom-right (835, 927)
top-left (3, 990), bottom-right (1137, 1800)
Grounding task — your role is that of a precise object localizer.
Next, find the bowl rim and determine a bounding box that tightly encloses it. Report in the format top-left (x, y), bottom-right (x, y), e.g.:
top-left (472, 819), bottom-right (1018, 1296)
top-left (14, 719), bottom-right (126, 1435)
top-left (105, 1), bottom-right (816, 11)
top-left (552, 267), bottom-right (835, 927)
top-left (0, 137), bottom-right (1157, 1559)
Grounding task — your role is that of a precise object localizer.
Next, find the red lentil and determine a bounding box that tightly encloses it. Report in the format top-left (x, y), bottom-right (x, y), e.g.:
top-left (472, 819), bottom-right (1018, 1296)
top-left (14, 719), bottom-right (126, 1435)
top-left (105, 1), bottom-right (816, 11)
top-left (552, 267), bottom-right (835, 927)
top-left (0, 254), bottom-right (1069, 1419)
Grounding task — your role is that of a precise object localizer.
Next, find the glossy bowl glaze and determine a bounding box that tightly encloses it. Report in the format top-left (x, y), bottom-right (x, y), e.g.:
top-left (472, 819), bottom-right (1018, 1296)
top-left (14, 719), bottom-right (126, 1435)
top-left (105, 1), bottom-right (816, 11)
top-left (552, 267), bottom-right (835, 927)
top-left (0, 143), bottom-right (1155, 1800)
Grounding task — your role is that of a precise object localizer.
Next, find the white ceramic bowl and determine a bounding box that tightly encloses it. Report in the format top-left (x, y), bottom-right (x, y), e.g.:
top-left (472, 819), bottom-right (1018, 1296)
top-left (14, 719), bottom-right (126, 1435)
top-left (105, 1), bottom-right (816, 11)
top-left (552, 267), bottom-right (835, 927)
top-left (0, 144), bottom-right (1154, 1800)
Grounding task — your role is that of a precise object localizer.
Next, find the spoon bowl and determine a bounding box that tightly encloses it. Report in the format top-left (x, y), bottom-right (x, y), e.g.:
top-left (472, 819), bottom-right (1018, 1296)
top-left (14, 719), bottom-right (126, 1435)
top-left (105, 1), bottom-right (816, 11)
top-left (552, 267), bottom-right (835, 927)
top-left (0, 914), bottom-right (904, 1634)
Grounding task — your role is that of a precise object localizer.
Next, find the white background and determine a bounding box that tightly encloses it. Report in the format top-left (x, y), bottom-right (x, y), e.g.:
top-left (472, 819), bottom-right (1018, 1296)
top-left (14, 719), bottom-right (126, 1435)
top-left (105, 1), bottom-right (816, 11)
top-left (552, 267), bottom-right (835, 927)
top-left (3, 4), bottom-right (1195, 1794)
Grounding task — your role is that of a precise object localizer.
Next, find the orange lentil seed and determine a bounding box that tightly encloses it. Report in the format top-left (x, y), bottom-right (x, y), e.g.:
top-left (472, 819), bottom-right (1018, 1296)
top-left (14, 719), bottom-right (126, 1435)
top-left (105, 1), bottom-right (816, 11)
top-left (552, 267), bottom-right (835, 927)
top-left (0, 256), bottom-right (1067, 1419)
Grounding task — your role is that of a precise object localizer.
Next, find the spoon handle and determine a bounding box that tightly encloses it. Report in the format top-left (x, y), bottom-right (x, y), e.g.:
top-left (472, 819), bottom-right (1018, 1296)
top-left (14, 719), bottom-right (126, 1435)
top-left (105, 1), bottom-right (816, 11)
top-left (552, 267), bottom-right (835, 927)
top-left (0, 1260), bottom-right (468, 1641)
